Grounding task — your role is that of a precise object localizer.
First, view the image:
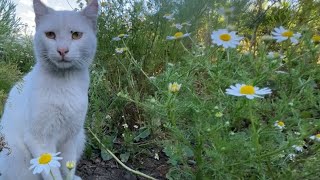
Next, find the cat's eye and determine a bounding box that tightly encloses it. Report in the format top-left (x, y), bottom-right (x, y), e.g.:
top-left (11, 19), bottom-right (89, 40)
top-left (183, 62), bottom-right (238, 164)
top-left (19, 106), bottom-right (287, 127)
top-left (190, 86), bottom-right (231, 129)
top-left (71, 31), bottom-right (83, 40)
top-left (45, 32), bottom-right (56, 39)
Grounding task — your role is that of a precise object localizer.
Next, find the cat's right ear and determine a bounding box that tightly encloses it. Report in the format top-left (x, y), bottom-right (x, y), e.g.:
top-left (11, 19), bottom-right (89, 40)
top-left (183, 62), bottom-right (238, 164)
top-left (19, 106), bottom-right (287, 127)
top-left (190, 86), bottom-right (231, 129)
top-left (33, 0), bottom-right (54, 25)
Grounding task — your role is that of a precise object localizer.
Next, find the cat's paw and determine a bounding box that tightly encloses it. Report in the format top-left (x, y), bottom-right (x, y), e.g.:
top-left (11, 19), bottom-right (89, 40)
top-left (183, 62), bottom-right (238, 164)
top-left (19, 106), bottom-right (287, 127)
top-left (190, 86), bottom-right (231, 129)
top-left (74, 175), bottom-right (82, 180)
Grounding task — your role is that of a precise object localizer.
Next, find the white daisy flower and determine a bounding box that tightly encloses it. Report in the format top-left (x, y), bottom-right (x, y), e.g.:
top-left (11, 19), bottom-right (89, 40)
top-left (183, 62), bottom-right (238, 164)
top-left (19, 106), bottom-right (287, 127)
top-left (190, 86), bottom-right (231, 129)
top-left (112, 34), bottom-right (129, 41)
top-left (267, 51), bottom-right (284, 59)
top-left (122, 123), bottom-right (129, 129)
top-left (287, 153), bottom-right (296, 161)
top-left (29, 152), bottom-right (63, 175)
top-left (272, 26), bottom-right (301, 45)
top-left (274, 120), bottom-right (285, 130)
top-left (138, 13), bottom-right (146, 22)
top-left (310, 133), bottom-right (320, 142)
top-left (166, 32), bottom-right (191, 40)
top-left (292, 145), bottom-right (303, 153)
top-left (163, 13), bottom-right (175, 21)
top-left (211, 29), bottom-right (243, 48)
top-left (168, 82), bottom-right (181, 93)
top-left (225, 84), bottom-right (272, 99)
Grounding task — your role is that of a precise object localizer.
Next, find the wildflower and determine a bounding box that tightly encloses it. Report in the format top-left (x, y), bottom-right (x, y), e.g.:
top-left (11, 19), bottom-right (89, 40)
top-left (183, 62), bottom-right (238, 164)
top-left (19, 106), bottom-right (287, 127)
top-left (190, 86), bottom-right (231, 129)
top-left (272, 26), bottom-right (301, 44)
top-left (29, 152), bottom-right (63, 174)
top-left (115, 47), bottom-right (128, 54)
top-left (154, 153), bottom-right (159, 160)
top-left (292, 145), bottom-right (303, 153)
top-left (215, 112), bottom-right (223, 118)
top-left (168, 82), bottom-right (181, 93)
top-left (211, 29), bottom-right (243, 48)
top-left (122, 123), bottom-right (129, 129)
top-left (287, 153), bottom-right (296, 161)
top-left (166, 32), bottom-right (191, 40)
top-left (274, 120), bottom-right (285, 130)
top-left (66, 161), bottom-right (75, 170)
top-left (217, 7), bottom-right (235, 17)
top-left (123, 13), bottom-right (130, 21)
top-left (225, 84), bottom-right (272, 99)
top-left (310, 133), bottom-right (320, 142)
top-left (172, 23), bottom-right (183, 30)
top-left (112, 34), bottom-right (129, 41)
top-left (133, 125), bottom-right (139, 129)
top-left (138, 13), bottom-right (146, 22)
top-left (312, 34), bottom-right (320, 43)
top-left (163, 13), bottom-right (175, 21)
top-left (267, 51), bottom-right (284, 59)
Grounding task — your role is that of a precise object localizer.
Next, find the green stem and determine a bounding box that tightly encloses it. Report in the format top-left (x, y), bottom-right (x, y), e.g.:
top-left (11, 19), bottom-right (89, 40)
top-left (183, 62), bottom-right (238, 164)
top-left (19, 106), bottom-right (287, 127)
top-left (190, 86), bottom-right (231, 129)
top-left (49, 170), bottom-right (56, 180)
top-left (88, 128), bottom-right (158, 180)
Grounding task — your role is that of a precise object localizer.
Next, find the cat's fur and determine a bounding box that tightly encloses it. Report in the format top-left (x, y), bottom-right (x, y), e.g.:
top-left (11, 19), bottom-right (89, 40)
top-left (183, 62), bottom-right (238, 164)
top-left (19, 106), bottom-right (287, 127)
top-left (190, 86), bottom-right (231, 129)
top-left (0, 0), bottom-right (98, 179)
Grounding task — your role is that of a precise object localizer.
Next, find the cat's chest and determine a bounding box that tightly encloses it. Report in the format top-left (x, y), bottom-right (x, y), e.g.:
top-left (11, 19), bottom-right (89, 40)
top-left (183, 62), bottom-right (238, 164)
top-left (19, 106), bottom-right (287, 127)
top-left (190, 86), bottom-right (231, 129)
top-left (31, 85), bottom-right (88, 124)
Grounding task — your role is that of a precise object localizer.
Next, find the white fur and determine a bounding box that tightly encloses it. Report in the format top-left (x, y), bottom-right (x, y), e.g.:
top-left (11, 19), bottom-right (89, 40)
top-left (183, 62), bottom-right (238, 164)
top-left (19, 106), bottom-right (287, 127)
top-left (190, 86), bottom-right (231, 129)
top-left (0, 0), bottom-right (98, 179)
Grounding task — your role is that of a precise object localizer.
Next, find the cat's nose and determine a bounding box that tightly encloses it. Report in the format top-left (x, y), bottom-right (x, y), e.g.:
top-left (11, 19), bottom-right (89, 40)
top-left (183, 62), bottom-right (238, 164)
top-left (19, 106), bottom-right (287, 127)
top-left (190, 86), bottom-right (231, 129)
top-left (57, 48), bottom-right (69, 57)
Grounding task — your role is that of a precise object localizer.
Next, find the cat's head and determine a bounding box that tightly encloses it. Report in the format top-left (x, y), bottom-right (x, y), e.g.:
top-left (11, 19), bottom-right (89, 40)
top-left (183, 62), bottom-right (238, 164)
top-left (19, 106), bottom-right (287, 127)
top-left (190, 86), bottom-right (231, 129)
top-left (33, 0), bottom-right (99, 70)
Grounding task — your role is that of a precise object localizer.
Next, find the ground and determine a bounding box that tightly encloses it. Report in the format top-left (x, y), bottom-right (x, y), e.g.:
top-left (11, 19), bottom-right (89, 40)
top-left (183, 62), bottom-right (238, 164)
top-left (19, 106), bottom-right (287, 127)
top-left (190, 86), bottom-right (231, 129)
top-left (77, 152), bottom-right (168, 180)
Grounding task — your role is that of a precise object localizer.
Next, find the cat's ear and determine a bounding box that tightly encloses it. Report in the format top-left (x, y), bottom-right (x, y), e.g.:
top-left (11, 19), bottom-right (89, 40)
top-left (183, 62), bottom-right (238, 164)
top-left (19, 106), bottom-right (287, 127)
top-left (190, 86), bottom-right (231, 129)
top-left (81, 0), bottom-right (99, 31)
top-left (33, 0), bottom-right (54, 24)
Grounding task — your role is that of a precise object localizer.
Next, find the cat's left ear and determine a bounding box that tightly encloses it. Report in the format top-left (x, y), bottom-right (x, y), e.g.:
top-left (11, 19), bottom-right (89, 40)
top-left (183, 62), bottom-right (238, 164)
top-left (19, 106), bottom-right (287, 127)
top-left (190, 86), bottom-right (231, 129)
top-left (81, 0), bottom-right (99, 31)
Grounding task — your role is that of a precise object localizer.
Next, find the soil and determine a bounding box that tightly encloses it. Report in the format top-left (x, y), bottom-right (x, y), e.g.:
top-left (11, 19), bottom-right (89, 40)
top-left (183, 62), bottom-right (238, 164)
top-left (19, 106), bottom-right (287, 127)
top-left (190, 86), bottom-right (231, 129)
top-left (76, 152), bottom-right (169, 180)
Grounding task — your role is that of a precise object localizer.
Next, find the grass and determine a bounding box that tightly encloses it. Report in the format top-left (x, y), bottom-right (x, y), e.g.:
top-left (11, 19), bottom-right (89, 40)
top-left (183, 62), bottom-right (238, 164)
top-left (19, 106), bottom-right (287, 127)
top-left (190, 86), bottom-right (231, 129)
top-left (2, 0), bottom-right (320, 179)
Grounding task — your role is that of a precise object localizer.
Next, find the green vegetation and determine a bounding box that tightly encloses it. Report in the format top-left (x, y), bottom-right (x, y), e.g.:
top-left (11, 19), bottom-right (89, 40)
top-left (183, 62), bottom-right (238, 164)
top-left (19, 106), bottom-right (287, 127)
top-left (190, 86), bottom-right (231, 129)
top-left (2, 0), bottom-right (320, 179)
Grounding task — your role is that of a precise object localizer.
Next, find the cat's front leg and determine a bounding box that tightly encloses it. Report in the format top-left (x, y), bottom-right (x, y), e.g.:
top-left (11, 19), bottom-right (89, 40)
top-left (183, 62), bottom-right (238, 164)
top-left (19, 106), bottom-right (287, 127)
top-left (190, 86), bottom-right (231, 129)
top-left (60, 129), bottom-right (85, 180)
top-left (24, 132), bottom-right (64, 180)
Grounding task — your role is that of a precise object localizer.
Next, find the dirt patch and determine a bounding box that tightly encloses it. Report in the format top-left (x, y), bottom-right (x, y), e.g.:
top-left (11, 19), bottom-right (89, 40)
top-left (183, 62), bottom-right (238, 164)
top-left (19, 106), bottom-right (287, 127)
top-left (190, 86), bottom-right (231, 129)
top-left (77, 152), bottom-right (169, 180)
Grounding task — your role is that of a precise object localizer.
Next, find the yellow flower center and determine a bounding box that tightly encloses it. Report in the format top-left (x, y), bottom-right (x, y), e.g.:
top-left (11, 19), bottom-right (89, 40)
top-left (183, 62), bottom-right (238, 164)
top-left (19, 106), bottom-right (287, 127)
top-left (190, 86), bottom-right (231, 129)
top-left (277, 121), bottom-right (285, 127)
top-left (312, 35), bottom-right (320, 42)
top-left (219, 33), bottom-right (232, 41)
top-left (38, 153), bottom-right (52, 164)
top-left (239, 85), bottom-right (255, 95)
top-left (281, 31), bottom-right (293, 37)
top-left (118, 34), bottom-right (126, 38)
top-left (316, 134), bottom-right (320, 139)
top-left (174, 32), bottom-right (184, 38)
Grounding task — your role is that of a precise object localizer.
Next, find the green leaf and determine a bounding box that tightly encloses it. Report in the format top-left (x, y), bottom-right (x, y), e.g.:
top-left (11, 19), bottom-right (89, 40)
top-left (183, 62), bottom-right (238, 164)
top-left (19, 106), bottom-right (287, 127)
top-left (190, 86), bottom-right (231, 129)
top-left (120, 152), bottom-right (130, 163)
top-left (101, 149), bottom-right (113, 161)
top-left (134, 128), bottom-right (151, 141)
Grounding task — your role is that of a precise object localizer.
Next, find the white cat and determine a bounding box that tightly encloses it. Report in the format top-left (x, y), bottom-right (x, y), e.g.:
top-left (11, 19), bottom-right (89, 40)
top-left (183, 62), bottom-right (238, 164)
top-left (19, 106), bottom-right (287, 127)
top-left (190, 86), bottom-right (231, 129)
top-left (0, 0), bottom-right (98, 179)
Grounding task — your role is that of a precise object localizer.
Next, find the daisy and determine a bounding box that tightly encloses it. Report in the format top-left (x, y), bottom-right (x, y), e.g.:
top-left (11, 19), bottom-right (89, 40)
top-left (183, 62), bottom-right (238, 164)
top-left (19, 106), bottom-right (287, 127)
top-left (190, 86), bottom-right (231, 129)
top-left (272, 26), bottom-right (301, 44)
top-left (163, 13), bottom-right (175, 21)
top-left (138, 13), bottom-right (146, 22)
top-left (310, 133), bottom-right (320, 142)
top-left (29, 152), bottom-right (63, 175)
top-left (168, 82), bottom-right (181, 93)
top-left (312, 34), bottom-right (320, 43)
top-left (166, 32), bottom-right (191, 40)
top-left (172, 23), bottom-right (183, 30)
top-left (112, 34), bottom-right (129, 41)
top-left (267, 51), bottom-right (284, 59)
top-left (211, 29), bottom-right (243, 48)
top-left (115, 47), bottom-right (128, 54)
top-left (274, 120), bottom-right (285, 130)
top-left (225, 84), bottom-right (272, 99)
top-left (66, 161), bottom-right (75, 170)
top-left (292, 145), bottom-right (303, 152)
